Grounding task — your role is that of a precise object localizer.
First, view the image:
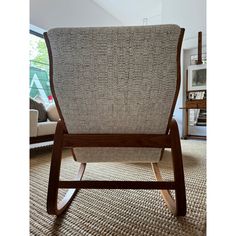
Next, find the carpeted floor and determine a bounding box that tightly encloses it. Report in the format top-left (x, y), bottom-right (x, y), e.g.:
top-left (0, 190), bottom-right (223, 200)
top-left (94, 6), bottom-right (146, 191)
top-left (30, 140), bottom-right (206, 236)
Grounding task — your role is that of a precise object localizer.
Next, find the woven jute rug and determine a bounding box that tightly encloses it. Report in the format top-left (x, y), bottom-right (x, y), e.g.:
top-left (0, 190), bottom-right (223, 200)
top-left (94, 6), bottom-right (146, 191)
top-left (30, 140), bottom-right (206, 236)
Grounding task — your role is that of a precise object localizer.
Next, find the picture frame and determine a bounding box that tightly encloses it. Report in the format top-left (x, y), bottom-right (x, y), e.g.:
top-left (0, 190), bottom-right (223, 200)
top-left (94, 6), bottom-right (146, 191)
top-left (188, 64), bottom-right (206, 91)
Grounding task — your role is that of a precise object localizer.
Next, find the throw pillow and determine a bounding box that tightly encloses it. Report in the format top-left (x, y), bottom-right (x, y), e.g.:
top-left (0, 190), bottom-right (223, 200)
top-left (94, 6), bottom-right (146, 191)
top-left (46, 103), bottom-right (60, 121)
top-left (30, 98), bottom-right (47, 122)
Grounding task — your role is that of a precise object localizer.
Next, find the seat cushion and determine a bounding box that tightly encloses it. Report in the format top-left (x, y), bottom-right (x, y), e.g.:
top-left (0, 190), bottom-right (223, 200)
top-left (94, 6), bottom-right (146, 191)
top-left (37, 121), bottom-right (57, 136)
top-left (30, 109), bottom-right (38, 137)
top-left (73, 147), bottom-right (161, 163)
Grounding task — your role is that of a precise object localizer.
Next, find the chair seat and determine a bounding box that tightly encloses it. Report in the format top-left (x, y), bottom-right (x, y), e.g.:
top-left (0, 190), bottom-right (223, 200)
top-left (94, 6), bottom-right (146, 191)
top-left (73, 147), bottom-right (161, 163)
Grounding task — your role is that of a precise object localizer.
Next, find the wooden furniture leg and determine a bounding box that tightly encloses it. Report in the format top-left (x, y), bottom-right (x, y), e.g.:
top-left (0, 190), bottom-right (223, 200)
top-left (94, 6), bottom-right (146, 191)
top-left (152, 119), bottom-right (186, 216)
top-left (184, 109), bottom-right (189, 139)
top-left (47, 122), bottom-right (86, 215)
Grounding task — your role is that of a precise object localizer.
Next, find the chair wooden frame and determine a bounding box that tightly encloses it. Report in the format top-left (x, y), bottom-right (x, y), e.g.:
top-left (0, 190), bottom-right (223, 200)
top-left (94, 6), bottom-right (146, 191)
top-left (44, 28), bottom-right (186, 217)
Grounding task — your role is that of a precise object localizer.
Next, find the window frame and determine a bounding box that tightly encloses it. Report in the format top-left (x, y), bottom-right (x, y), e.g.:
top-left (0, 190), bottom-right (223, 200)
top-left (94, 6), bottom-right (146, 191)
top-left (29, 30), bottom-right (53, 105)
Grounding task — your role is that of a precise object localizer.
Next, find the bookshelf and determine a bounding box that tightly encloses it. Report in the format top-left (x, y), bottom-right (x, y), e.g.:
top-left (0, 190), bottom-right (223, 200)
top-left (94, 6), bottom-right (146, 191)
top-left (181, 32), bottom-right (207, 140)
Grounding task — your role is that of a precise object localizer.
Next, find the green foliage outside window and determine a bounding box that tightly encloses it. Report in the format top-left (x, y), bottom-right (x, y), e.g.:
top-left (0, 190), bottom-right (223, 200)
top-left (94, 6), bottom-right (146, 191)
top-left (30, 33), bottom-right (52, 105)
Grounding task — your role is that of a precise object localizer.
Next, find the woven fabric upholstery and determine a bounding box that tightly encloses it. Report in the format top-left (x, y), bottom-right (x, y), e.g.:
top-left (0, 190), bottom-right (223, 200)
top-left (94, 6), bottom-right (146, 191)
top-left (73, 147), bottom-right (162, 163)
top-left (47, 25), bottom-right (181, 162)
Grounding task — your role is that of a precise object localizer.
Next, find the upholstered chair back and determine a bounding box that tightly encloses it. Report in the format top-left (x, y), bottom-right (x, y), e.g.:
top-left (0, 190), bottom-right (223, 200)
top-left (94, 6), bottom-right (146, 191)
top-left (46, 25), bottom-right (182, 135)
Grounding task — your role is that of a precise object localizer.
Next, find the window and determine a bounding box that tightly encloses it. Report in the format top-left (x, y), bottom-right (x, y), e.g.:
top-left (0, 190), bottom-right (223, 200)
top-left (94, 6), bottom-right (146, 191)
top-left (29, 32), bottom-right (53, 105)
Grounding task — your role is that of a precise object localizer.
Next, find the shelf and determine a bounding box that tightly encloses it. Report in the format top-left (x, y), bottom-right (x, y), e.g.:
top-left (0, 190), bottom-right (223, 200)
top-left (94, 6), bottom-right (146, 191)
top-left (181, 99), bottom-right (206, 109)
top-left (181, 99), bottom-right (207, 140)
top-left (182, 135), bottom-right (206, 140)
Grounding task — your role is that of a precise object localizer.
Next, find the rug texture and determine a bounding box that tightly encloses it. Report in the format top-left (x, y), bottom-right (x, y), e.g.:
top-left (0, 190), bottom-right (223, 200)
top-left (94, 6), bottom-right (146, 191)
top-left (30, 140), bottom-right (206, 236)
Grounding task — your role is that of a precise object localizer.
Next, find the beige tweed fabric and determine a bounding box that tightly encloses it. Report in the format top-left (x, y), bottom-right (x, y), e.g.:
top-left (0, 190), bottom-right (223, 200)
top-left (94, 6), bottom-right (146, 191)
top-left (30, 140), bottom-right (206, 236)
top-left (73, 147), bottom-right (162, 163)
top-left (47, 25), bottom-right (181, 134)
top-left (47, 25), bottom-right (181, 163)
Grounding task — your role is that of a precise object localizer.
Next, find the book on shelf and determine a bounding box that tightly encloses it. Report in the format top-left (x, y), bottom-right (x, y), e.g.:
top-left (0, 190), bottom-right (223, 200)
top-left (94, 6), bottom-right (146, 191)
top-left (187, 91), bottom-right (205, 101)
top-left (196, 109), bottom-right (207, 126)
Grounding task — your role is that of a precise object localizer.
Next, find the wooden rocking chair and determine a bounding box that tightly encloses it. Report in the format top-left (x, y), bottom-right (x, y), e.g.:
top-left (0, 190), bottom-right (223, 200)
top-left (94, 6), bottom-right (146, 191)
top-left (44, 25), bottom-right (186, 216)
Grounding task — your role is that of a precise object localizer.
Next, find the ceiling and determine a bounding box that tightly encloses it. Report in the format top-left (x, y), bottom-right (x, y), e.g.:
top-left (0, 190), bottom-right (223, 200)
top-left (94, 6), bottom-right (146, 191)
top-left (30, 0), bottom-right (206, 47)
top-left (93, 0), bottom-right (162, 25)
top-left (30, 0), bottom-right (122, 30)
top-left (30, 0), bottom-right (162, 30)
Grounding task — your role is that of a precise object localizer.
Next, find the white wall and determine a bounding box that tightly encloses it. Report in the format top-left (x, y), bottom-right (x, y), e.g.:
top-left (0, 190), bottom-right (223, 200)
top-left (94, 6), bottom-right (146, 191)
top-left (93, 0), bottom-right (162, 25)
top-left (161, 0), bottom-right (206, 44)
top-left (30, 0), bottom-right (122, 31)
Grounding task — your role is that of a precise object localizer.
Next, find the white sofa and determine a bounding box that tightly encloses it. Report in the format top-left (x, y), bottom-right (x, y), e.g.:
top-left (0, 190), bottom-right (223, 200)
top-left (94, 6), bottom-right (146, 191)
top-left (30, 103), bottom-right (60, 144)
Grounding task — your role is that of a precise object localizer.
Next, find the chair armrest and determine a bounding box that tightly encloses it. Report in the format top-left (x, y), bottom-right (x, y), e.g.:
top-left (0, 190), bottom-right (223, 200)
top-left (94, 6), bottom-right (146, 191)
top-left (30, 109), bottom-right (38, 137)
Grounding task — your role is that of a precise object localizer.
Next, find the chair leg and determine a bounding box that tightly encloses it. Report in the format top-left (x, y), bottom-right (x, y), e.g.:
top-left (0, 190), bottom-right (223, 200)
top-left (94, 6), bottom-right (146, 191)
top-left (159, 148), bottom-right (165, 161)
top-left (170, 119), bottom-right (186, 216)
top-left (71, 148), bottom-right (77, 161)
top-left (47, 122), bottom-right (86, 216)
top-left (152, 119), bottom-right (186, 216)
top-left (152, 163), bottom-right (177, 214)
